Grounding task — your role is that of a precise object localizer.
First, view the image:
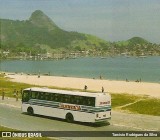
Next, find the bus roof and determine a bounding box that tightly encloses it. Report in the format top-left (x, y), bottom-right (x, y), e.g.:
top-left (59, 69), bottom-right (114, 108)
top-left (23, 87), bottom-right (109, 98)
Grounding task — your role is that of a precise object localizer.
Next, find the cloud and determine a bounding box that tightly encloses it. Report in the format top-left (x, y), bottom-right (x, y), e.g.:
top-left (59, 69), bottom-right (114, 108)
top-left (0, 0), bottom-right (160, 43)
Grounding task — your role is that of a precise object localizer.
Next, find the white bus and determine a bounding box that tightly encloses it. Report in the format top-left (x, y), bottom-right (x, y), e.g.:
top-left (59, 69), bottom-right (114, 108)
top-left (22, 87), bottom-right (111, 123)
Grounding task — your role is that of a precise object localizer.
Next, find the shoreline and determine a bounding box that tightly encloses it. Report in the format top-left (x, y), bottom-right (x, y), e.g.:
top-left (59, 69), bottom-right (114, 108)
top-left (3, 72), bottom-right (160, 98)
top-left (2, 71), bottom-right (160, 84)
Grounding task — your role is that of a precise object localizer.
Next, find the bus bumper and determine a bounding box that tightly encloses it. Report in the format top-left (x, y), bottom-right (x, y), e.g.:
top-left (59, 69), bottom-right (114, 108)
top-left (95, 117), bottom-right (111, 123)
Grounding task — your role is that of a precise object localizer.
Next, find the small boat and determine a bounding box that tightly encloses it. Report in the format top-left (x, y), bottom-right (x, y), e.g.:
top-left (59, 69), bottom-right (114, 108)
top-left (139, 56), bottom-right (147, 58)
top-left (101, 57), bottom-right (107, 59)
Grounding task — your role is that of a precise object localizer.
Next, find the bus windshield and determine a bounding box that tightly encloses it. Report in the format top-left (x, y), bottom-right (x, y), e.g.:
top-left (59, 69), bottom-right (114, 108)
top-left (22, 90), bottom-right (30, 102)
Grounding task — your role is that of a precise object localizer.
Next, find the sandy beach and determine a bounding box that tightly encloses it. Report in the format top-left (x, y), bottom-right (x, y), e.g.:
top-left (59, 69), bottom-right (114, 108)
top-left (5, 73), bottom-right (160, 98)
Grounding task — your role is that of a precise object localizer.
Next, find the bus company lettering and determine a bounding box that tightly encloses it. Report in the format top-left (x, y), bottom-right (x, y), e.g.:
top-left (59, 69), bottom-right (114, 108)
top-left (100, 101), bottom-right (110, 105)
top-left (59, 103), bottom-right (81, 110)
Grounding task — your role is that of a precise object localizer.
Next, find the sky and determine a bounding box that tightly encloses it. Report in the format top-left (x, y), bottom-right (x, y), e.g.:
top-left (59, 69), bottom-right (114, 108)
top-left (0, 0), bottom-right (160, 43)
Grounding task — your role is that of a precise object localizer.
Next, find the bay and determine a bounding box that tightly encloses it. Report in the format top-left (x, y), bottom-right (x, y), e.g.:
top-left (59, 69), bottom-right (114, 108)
top-left (0, 56), bottom-right (160, 83)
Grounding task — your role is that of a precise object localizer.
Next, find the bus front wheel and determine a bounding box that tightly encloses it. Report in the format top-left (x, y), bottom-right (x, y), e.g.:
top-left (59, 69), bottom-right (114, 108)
top-left (66, 113), bottom-right (74, 123)
top-left (27, 107), bottom-right (34, 115)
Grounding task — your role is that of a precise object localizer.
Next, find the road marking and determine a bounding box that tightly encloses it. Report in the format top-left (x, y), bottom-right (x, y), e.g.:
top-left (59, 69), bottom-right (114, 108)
top-left (112, 123), bottom-right (158, 131)
top-left (116, 99), bottom-right (146, 109)
top-left (0, 103), bottom-right (21, 109)
top-left (0, 124), bottom-right (15, 130)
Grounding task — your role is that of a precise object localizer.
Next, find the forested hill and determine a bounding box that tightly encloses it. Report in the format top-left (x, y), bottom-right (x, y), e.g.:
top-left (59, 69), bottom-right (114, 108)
top-left (0, 10), bottom-right (160, 57)
top-left (0, 10), bottom-right (107, 53)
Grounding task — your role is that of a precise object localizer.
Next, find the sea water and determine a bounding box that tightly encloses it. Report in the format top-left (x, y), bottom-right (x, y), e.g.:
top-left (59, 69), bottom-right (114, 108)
top-left (1, 56), bottom-right (160, 83)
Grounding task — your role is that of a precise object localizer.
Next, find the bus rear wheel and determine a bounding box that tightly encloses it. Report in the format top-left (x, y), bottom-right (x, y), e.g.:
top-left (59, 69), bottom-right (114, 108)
top-left (66, 113), bottom-right (74, 123)
top-left (27, 107), bottom-right (34, 115)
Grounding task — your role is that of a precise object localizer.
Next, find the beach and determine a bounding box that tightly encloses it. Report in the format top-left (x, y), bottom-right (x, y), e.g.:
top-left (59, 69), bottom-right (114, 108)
top-left (5, 73), bottom-right (160, 98)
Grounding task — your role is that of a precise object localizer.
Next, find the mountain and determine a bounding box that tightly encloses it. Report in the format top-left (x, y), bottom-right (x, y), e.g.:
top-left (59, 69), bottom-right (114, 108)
top-left (0, 10), bottom-right (107, 53)
top-left (0, 10), bottom-right (159, 57)
top-left (29, 10), bottom-right (59, 31)
top-left (115, 37), bottom-right (149, 47)
top-left (127, 37), bottom-right (149, 45)
top-left (114, 36), bottom-right (160, 56)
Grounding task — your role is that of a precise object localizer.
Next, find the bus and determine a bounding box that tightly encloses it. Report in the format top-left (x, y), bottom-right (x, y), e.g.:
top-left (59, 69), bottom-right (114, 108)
top-left (22, 87), bottom-right (111, 123)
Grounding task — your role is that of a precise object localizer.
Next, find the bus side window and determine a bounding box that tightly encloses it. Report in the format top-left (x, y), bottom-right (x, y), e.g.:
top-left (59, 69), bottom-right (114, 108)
top-left (38, 92), bottom-right (41, 100)
top-left (56, 94), bottom-right (61, 102)
top-left (48, 93), bottom-right (52, 101)
top-left (68, 95), bottom-right (71, 103)
top-left (82, 97), bottom-right (88, 106)
top-left (58, 94), bottom-right (63, 102)
top-left (65, 95), bottom-right (71, 103)
top-left (31, 91), bottom-right (36, 99)
top-left (51, 93), bottom-right (55, 101)
top-left (70, 95), bottom-right (75, 104)
top-left (54, 94), bottom-right (58, 102)
top-left (79, 96), bottom-right (83, 105)
top-left (35, 92), bottom-right (39, 99)
top-left (63, 95), bottom-right (66, 103)
top-left (42, 93), bottom-right (45, 100)
top-left (38, 92), bottom-right (45, 100)
top-left (87, 98), bottom-right (91, 106)
top-left (91, 97), bottom-right (95, 106)
top-left (62, 95), bottom-right (69, 103)
top-left (84, 97), bottom-right (95, 106)
top-left (63, 95), bottom-right (66, 102)
top-left (45, 93), bottom-right (51, 101)
top-left (50, 94), bottom-right (52, 101)
top-left (76, 96), bottom-right (81, 104)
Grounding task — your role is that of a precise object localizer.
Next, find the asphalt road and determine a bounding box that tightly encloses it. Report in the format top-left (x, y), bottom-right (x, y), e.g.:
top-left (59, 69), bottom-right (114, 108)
top-left (0, 104), bottom-right (159, 140)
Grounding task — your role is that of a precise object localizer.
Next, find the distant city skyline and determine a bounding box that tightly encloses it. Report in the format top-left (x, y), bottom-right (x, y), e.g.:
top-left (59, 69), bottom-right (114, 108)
top-left (0, 0), bottom-right (160, 43)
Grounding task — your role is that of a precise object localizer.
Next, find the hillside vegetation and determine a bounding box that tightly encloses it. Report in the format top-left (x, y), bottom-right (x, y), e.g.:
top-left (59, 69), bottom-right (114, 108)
top-left (0, 10), bottom-right (160, 58)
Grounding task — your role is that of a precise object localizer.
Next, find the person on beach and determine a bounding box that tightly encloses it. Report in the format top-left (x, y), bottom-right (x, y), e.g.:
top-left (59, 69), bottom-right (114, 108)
top-left (20, 88), bottom-right (23, 94)
top-left (38, 70), bottom-right (40, 78)
top-left (16, 91), bottom-right (18, 101)
top-left (100, 75), bottom-right (102, 80)
top-left (102, 86), bottom-right (104, 93)
top-left (2, 90), bottom-right (5, 100)
top-left (84, 85), bottom-right (88, 91)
